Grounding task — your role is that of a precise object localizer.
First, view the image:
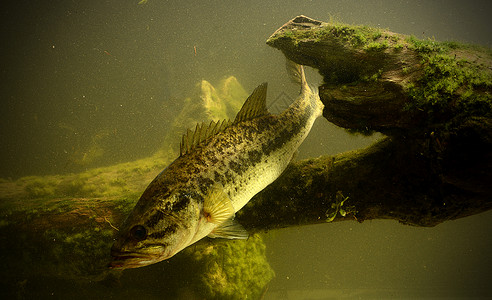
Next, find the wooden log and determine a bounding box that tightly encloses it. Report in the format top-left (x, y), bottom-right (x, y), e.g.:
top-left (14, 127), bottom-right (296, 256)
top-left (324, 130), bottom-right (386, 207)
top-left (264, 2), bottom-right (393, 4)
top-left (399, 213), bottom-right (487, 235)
top-left (266, 15), bottom-right (492, 135)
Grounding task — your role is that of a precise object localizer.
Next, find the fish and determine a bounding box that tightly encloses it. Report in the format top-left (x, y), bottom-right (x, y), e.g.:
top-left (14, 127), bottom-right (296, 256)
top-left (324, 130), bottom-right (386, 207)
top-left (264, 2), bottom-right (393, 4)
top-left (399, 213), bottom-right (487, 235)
top-left (109, 61), bottom-right (324, 269)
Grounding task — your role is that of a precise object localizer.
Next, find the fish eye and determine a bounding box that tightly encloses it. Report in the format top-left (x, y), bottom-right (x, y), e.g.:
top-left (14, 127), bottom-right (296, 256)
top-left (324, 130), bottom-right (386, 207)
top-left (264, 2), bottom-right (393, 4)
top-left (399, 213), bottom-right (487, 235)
top-left (130, 225), bottom-right (147, 241)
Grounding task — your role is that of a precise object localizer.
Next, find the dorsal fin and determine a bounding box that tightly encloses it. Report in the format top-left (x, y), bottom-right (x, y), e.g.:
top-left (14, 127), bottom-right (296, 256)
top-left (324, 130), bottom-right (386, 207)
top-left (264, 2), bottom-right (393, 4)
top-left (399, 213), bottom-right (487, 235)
top-left (179, 82), bottom-right (268, 156)
top-left (179, 119), bottom-right (232, 156)
top-left (233, 82), bottom-right (269, 124)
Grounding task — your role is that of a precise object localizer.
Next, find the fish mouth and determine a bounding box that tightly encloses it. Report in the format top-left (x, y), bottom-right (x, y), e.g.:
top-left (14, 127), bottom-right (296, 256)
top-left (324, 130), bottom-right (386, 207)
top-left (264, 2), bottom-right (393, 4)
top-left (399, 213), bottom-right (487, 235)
top-left (109, 250), bottom-right (164, 270)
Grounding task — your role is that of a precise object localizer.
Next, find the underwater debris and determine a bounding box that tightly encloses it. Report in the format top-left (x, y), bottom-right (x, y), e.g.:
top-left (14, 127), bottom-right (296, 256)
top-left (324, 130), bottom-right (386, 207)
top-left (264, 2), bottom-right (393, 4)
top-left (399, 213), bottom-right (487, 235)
top-left (325, 191), bottom-right (357, 222)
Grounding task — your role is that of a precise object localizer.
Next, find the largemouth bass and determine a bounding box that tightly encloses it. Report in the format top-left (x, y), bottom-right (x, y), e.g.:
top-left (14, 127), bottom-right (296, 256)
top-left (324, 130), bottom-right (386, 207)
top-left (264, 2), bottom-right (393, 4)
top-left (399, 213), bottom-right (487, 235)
top-left (109, 62), bottom-right (324, 269)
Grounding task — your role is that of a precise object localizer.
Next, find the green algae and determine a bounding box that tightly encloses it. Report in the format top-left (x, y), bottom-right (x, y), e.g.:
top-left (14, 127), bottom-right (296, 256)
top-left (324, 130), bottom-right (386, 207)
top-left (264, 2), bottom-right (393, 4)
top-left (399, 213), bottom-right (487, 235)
top-left (364, 40), bottom-right (389, 52)
top-left (0, 219), bottom-right (9, 228)
top-left (272, 21), bottom-right (396, 53)
top-left (42, 226), bottom-right (115, 277)
top-left (24, 177), bottom-right (58, 198)
top-left (315, 22), bottom-right (386, 49)
top-left (7, 152), bottom-right (169, 202)
top-left (0, 209), bottom-right (119, 281)
top-left (187, 234), bottom-right (274, 300)
top-left (404, 37), bottom-right (492, 129)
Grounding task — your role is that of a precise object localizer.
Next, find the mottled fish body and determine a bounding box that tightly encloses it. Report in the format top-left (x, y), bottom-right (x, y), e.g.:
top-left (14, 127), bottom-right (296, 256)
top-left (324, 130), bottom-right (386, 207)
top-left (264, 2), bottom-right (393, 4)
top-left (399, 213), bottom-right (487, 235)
top-left (110, 63), bottom-right (323, 269)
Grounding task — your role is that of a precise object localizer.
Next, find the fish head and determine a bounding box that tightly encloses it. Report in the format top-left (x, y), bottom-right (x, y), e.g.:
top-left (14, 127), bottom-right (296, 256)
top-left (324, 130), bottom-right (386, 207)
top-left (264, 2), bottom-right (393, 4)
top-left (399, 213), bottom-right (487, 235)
top-left (109, 191), bottom-right (199, 270)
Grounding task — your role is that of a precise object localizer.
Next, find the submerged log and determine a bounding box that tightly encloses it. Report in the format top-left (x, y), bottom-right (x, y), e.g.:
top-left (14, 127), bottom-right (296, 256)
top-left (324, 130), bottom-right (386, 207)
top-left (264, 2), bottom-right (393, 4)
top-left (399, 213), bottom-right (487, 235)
top-left (0, 16), bottom-right (491, 296)
top-left (241, 135), bottom-right (492, 230)
top-left (267, 15), bottom-right (492, 135)
top-left (254, 15), bottom-right (491, 229)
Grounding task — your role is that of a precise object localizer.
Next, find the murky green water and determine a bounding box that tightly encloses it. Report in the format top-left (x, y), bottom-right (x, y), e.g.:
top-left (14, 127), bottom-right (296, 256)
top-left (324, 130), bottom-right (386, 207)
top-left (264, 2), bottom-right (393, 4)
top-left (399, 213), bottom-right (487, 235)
top-left (1, 0), bottom-right (491, 299)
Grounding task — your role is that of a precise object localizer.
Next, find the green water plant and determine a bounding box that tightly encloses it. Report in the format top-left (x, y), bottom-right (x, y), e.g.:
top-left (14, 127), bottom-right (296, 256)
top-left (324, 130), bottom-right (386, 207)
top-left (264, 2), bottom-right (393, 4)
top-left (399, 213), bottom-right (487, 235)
top-left (189, 234), bottom-right (274, 300)
top-left (325, 191), bottom-right (357, 222)
top-left (404, 39), bottom-right (492, 129)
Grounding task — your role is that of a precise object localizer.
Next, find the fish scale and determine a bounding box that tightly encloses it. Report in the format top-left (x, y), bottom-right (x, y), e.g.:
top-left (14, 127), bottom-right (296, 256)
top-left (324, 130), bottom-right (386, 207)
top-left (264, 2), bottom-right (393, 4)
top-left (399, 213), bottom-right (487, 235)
top-left (109, 62), bottom-right (324, 269)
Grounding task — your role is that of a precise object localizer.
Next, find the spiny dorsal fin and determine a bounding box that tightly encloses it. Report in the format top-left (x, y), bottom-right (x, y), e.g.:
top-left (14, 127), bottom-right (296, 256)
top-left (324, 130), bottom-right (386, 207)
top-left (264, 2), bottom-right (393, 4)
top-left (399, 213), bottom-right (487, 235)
top-left (179, 82), bottom-right (268, 156)
top-left (233, 82), bottom-right (269, 124)
top-left (179, 119), bottom-right (232, 156)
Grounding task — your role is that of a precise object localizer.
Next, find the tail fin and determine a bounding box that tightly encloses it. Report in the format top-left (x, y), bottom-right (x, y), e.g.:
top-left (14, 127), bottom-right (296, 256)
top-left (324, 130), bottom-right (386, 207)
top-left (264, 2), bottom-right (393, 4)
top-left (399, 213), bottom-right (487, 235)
top-left (286, 59), bottom-right (311, 94)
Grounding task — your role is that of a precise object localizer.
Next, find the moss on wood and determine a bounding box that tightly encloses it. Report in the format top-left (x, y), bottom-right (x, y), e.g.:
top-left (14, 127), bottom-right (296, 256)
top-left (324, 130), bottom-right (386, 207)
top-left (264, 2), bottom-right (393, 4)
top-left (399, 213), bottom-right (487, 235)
top-left (267, 15), bottom-right (492, 137)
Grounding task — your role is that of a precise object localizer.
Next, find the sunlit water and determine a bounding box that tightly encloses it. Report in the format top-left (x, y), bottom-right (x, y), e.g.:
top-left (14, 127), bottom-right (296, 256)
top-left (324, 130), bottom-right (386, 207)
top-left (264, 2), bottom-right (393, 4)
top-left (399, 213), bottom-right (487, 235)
top-left (1, 0), bottom-right (491, 298)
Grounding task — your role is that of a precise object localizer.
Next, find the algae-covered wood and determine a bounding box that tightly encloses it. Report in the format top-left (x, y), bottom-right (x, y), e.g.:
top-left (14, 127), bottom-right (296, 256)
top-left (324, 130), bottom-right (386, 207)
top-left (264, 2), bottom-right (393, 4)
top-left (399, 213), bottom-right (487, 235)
top-left (257, 16), bottom-right (492, 231)
top-left (267, 15), bottom-right (492, 135)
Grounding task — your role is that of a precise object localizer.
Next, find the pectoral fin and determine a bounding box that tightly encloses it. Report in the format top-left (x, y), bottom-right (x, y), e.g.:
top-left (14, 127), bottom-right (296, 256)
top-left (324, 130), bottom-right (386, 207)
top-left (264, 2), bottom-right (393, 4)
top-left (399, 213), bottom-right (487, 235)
top-left (208, 218), bottom-right (249, 240)
top-left (203, 183), bottom-right (235, 225)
